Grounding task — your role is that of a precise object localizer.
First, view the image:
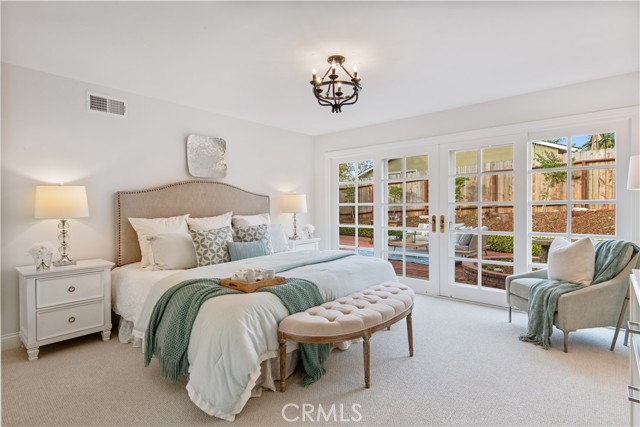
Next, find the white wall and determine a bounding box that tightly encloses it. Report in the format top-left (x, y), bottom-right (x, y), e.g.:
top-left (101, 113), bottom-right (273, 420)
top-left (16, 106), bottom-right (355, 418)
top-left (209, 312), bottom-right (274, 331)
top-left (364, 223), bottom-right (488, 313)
top-left (1, 64), bottom-right (315, 344)
top-left (313, 72), bottom-right (640, 248)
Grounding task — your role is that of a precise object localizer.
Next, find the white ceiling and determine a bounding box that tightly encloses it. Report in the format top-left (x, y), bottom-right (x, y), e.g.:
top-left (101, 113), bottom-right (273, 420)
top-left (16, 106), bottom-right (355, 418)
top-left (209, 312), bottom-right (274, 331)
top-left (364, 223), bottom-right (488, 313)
top-left (2, 1), bottom-right (638, 136)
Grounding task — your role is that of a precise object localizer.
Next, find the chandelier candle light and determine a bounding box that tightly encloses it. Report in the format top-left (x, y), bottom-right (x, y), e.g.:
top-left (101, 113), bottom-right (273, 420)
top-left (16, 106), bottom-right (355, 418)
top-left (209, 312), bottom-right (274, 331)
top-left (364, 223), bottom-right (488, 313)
top-left (34, 185), bottom-right (89, 266)
top-left (310, 55), bottom-right (362, 113)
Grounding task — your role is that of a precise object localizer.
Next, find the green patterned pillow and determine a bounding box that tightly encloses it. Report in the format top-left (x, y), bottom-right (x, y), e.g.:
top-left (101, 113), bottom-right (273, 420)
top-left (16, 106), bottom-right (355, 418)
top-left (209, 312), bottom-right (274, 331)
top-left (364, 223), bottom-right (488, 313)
top-left (189, 226), bottom-right (234, 267)
top-left (233, 224), bottom-right (274, 254)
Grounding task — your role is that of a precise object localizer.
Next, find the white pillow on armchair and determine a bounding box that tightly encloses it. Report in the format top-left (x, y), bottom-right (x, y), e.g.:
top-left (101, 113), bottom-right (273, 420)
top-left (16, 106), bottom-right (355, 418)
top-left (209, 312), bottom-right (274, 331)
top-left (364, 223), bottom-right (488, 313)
top-left (547, 237), bottom-right (595, 286)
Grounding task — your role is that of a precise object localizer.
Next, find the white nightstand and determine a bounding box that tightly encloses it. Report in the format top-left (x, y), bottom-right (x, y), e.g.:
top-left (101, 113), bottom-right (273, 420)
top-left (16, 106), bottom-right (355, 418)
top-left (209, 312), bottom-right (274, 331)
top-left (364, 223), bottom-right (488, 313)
top-left (16, 258), bottom-right (114, 361)
top-left (288, 237), bottom-right (320, 252)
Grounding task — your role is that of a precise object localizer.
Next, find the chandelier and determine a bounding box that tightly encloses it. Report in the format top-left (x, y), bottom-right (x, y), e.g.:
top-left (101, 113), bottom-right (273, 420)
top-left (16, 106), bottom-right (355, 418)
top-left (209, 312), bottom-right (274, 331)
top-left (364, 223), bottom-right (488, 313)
top-left (310, 55), bottom-right (362, 113)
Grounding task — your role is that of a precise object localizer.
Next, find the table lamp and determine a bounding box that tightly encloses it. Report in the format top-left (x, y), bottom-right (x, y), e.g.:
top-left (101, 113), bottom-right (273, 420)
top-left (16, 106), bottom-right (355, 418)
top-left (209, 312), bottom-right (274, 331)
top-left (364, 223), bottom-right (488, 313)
top-left (628, 155), bottom-right (640, 190)
top-left (34, 185), bottom-right (89, 266)
top-left (280, 194), bottom-right (307, 240)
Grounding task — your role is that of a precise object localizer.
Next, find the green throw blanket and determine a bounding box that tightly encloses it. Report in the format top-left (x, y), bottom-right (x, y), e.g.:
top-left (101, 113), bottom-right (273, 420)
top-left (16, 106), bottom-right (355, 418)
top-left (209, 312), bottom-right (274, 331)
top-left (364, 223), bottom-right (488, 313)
top-left (143, 278), bottom-right (331, 386)
top-left (519, 240), bottom-right (639, 349)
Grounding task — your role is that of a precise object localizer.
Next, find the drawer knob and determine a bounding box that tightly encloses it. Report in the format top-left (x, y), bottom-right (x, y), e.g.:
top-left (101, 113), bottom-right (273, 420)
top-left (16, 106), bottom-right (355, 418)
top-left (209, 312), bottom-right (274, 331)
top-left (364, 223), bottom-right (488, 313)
top-left (68, 316), bottom-right (76, 323)
top-left (67, 286), bottom-right (76, 293)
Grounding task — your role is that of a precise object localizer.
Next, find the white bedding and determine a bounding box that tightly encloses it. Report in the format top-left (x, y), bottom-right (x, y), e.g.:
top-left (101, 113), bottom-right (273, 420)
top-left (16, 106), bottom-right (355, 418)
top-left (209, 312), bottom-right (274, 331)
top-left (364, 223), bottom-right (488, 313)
top-left (115, 250), bottom-right (397, 421)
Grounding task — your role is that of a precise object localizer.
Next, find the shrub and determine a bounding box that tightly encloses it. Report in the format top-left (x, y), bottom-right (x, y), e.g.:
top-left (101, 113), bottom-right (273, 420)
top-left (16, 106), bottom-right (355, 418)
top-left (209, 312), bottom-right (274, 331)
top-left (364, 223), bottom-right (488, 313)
top-left (486, 235), bottom-right (513, 253)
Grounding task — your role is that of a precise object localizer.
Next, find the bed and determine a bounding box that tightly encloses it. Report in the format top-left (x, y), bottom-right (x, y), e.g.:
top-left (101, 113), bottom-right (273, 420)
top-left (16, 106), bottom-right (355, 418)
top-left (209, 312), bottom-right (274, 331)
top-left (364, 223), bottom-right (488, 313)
top-left (111, 181), bottom-right (397, 421)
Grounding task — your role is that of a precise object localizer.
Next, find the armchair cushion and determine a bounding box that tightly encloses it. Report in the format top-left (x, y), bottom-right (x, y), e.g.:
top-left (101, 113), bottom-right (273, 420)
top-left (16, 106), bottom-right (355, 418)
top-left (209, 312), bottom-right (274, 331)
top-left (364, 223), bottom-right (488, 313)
top-left (547, 237), bottom-right (595, 286)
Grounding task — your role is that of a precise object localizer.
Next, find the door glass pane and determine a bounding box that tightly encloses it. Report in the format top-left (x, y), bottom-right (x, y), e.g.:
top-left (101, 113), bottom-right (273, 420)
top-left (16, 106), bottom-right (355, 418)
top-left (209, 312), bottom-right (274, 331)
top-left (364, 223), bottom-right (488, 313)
top-left (388, 206), bottom-right (403, 227)
top-left (531, 204), bottom-right (567, 233)
top-left (406, 155), bottom-right (428, 179)
top-left (387, 158), bottom-right (403, 180)
top-left (358, 182), bottom-right (374, 204)
top-left (571, 168), bottom-right (616, 201)
top-left (339, 226), bottom-right (355, 247)
top-left (387, 182), bottom-right (403, 204)
top-left (339, 206), bottom-right (355, 226)
top-left (453, 176), bottom-right (478, 203)
top-left (482, 146), bottom-right (513, 171)
top-left (482, 174), bottom-right (513, 202)
top-left (479, 262), bottom-right (512, 290)
top-left (531, 138), bottom-right (568, 168)
top-left (359, 205), bottom-right (374, 226)
top-left (405, 205), bottom-right (429, 228)
top-left (338, 162), bottom-right (356, 182)
top-left (455, 205), bottom-right (478, 228)
top-left (531, 172), bottom-right (567, 201)
top-left (455, 150), bottom-right (478, 174)
top-left (482, 206), bottom-right (514, 232)
top-left (455, 258), bottom-right (478, 286)
top-left (339, 183), bottom-right (355, 204)
top-left (530, 237), bottom-right (553, 264)
top-left (571, 204), bottom-right (615, 236)
top-left (406, 179), bottom-right (428, 203)
top-left (486, 234), bottom-right (513, 259)
top-left (357, 228), bottom-right (374, 253)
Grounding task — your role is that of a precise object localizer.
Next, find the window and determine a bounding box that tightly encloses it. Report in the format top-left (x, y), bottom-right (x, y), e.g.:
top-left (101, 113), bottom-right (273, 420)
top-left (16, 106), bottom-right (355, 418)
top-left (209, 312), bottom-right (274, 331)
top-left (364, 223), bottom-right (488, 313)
top-left (528, 132), bottom-right (617, 267)
top-left (337, 160), bottom-right (374, 255)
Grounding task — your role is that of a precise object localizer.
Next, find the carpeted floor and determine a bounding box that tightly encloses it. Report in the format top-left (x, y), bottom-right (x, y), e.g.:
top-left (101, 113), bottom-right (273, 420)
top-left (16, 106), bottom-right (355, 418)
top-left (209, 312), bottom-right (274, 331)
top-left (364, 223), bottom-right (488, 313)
top-left (1, 294), bottom-right (630, 426)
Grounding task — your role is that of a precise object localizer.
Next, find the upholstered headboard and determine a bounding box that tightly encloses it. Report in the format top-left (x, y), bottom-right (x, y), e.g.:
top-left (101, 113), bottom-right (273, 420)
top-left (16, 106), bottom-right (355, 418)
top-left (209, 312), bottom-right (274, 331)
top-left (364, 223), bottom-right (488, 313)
top-left (115, 181), bottom-right (270, 266)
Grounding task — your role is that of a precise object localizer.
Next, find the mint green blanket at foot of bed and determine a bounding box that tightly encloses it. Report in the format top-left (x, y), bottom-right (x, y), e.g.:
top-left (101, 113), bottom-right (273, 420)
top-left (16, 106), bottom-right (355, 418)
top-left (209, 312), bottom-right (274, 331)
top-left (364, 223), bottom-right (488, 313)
top-left (519, 240), bottom-right (639, 349)
top-left (144, 277), bottom-right (330, 385)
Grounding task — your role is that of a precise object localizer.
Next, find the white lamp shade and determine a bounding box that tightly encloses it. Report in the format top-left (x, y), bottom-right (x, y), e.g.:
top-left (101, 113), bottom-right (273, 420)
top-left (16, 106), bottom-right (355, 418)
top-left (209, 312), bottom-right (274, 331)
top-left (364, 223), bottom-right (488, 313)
top-left (629, 155), bottom-right (640, 190)
top-left (280, 194), bottom-right (307, 213)
top-left (34, 185), bottom-right (90, 219)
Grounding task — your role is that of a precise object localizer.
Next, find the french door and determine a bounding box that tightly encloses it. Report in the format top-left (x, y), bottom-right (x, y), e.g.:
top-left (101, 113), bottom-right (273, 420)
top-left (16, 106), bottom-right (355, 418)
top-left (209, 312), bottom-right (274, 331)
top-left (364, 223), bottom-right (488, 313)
top-left (332, 118), bottom-right (632, 307)
top-left (437, 136), bottom-right (523, 306)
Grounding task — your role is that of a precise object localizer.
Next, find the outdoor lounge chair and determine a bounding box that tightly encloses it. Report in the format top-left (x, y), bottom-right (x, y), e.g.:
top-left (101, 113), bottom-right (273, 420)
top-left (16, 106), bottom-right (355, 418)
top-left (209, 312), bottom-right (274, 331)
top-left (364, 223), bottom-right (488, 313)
top-left (455, 232), bottom-right (488, 257)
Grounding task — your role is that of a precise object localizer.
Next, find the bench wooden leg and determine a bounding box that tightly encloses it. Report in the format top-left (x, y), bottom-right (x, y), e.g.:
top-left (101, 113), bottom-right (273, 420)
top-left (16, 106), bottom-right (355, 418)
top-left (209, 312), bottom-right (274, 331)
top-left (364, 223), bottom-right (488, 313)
top-left (363, 335), bottom-right (370, 389)
top-left (407, 311), bottom-right (414, 357)
top-left (279, 335), bottom-right (286, 392)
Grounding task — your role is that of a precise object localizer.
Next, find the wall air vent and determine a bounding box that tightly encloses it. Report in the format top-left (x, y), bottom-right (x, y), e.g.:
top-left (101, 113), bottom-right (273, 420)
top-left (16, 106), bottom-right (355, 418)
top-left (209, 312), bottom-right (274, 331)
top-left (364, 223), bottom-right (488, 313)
top-left (87, 92), bottom-right (127, 118)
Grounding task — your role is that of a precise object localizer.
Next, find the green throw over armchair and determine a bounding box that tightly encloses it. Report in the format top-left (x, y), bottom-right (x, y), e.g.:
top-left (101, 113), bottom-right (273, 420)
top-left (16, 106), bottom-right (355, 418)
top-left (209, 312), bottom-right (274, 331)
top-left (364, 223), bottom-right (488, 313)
top-left (506, 251), bottom-right (640, 352)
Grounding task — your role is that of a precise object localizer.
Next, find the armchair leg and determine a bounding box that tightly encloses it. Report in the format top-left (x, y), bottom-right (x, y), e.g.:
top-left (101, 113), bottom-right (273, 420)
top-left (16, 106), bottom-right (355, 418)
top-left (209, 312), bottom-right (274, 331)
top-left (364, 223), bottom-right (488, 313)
top-left (563, 330), bottom-right (569, 353)
top-left (610, 295), bottom-right (630, 351)
top-left (508, 306), bottom-right (512, 323)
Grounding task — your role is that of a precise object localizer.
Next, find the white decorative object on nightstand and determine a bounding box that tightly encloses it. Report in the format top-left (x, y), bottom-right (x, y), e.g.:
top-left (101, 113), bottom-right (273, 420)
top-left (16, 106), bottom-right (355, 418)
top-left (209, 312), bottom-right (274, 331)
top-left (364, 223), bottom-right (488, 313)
top-left (16, 259), bottom-right (114, 361)
top-left (288, 237), bottom-right (320, 252)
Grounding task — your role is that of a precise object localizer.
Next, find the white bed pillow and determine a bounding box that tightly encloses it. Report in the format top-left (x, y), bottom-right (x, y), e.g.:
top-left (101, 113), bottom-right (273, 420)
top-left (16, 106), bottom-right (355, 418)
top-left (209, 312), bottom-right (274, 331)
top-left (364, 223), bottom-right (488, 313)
top-left (268, 223), bottom-right (290, 253)
top-left (232, 213), bottom-right (271, 227)
top-left (187, 212), bottom-right (232, 231)
top-left (129, 215), bottom-right (190, 268)
top-left (147, 233), bottom-right (197, 270)
top-left (547, 237), bottom-right (595, 286)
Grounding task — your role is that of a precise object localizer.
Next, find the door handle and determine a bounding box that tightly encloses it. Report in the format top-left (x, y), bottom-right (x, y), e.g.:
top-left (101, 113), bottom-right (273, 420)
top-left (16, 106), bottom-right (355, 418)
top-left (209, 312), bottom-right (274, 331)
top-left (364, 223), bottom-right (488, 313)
top-left (440, 215), bottom-right (445, 233)
top-left (431, 215), bottom-right (436, 233)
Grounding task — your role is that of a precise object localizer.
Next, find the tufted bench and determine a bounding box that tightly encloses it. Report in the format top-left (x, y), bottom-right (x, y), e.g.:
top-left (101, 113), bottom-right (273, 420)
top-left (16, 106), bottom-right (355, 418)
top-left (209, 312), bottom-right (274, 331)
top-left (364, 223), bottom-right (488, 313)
top-left (278, 281), bottom-right (415, 391)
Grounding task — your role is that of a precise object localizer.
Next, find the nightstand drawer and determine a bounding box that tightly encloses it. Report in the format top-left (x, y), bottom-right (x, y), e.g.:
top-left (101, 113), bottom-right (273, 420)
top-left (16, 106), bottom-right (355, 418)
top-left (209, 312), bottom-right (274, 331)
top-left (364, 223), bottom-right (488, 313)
top-left (36, 301), bottom-right (104, 341)
top-left (36, 272), bottom-right (103, 309)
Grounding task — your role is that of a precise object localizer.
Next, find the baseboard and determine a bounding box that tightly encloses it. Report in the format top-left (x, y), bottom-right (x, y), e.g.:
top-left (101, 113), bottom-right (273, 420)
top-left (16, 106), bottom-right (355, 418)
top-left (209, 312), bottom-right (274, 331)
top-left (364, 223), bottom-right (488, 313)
top-left (2, 332), bottom-right (21, 350)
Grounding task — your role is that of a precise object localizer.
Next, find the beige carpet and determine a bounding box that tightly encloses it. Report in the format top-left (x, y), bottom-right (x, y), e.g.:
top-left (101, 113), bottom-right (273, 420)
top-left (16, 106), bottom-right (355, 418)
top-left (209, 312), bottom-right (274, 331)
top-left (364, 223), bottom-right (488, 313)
top-left (1, 294), bottom-right (630, 426)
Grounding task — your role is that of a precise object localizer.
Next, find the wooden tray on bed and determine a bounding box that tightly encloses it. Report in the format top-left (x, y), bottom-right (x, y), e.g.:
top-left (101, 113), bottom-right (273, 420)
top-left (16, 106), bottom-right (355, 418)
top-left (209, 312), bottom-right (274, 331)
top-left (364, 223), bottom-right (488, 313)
top-left (219, 276), bottom-right (286, 293)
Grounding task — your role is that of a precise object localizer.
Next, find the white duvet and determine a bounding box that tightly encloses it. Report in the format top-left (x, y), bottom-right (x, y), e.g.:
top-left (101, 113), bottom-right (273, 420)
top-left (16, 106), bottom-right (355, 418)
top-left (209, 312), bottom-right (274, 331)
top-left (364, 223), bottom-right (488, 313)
top-left (132, 250), bottom-right (396, 421)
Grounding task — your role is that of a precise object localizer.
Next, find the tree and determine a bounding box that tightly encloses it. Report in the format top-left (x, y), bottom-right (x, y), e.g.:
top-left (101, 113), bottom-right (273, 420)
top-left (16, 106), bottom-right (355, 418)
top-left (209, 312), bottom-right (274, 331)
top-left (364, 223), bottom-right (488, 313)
top-left (455, 177), bottom-right (469, 214)
top-left (580, 133), bottom-right (615, 151)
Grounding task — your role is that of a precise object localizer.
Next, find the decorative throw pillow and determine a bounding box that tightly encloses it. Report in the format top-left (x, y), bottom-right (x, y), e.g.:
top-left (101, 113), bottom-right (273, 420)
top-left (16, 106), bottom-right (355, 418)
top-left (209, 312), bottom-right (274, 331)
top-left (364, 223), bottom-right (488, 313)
top-left (547, 237), bottom-right (595, 286)
top-left (129, 214), bottom-right (190, 268)
top-left (147, 233), bottom-right (197, 270)
top-left (227, 240), bottom-right (271, 261)
top-left (187, 212), bottom-right (232, 231)
top-left (268, 223), bottom-right (290, 253)
top-left (233, 224), bottom-right (274, 254)
top-left (458, 232), bottom-right (474, 247)
top-left (189, 226), bottom-right (234, 267)
top-left (232, 213), bottom-right (271, 227)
